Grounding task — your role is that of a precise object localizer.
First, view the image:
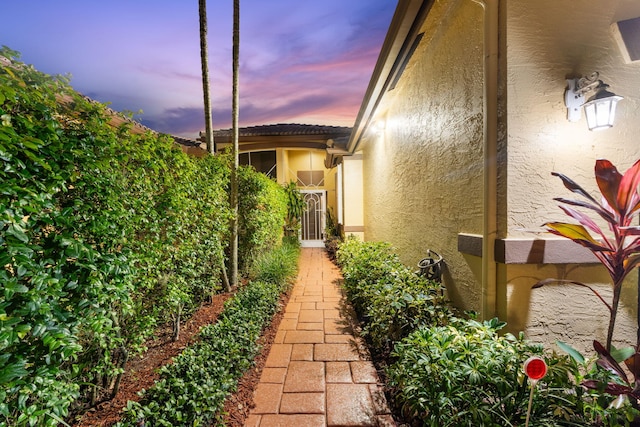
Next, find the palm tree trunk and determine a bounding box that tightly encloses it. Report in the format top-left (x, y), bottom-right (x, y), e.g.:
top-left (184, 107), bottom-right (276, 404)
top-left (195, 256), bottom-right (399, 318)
top-left (230, 0), bottom-right (240, 287)
top-left (198, 0), bottom-right (215, 154)
top-left (199, 0), bottom-right (230, 292)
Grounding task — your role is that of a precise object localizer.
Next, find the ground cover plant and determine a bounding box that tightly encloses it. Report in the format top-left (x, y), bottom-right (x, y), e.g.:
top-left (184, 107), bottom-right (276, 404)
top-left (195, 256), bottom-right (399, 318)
top-left (388, 319), bottom-right (592, 426)
top-left (0, 47), bottom-right (290, 426)
top-left (336, 238), bottom-right (639, 426)
top-left (116, 241), bottom-right (299, 426)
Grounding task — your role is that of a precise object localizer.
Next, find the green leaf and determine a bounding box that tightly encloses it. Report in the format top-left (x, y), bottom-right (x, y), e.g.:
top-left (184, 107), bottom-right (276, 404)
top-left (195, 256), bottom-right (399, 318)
top-left (0, 362), bottom-right (28, 383)
top-left (6, 223), bottom-right (28, 243)
top-left (557, 340), bottom-right (585, 364)
top-left (610, 345), bottom-right (635, 363)
top-left (21, 138), bottom-right (42, 150)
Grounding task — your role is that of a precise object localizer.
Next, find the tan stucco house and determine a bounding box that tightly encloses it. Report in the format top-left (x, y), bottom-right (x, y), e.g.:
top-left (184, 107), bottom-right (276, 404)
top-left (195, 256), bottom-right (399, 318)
top-left (331, 0), bottom-right (640, 353)
top-left (212, 124), bottom-right (352, 247)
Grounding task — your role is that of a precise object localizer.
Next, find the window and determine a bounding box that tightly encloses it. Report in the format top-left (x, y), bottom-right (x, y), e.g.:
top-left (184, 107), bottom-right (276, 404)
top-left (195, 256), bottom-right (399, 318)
top-left (240, 151), bottom-right (277, 179)
top-left (297, 170), bottom-right (325, 187)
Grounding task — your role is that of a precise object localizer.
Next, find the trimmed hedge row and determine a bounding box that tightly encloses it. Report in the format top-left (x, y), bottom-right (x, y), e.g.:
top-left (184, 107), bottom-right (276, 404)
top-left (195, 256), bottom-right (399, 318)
top-left (0, 47), bottom-right (289, 426)
top-left (117, 242), bottom-right (300, 426)
top-left (335, 238), bottom-right (638, 426)
top-left (336, 237), bottom-right (451, 354)
top-left (238, 166), bottom-right (287, 273)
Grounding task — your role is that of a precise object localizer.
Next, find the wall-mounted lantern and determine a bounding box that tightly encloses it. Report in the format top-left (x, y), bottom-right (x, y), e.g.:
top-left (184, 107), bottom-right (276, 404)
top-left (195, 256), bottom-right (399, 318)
top-left (564, 72), bottom-right (623, 131)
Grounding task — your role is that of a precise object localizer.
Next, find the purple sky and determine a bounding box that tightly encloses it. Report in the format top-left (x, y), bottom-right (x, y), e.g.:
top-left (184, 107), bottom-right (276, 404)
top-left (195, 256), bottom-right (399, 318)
top-left (1, 1), bottom-right (396, 138)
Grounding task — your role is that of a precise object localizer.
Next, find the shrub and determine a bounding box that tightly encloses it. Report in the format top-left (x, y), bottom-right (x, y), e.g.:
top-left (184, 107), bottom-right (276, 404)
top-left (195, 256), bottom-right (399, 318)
top-left (249, 239), bottom-right (300, 285)
top-left (335, 239), bottom-right (637, 426)
top-left (0, 47), bottom-right (129, 425)
top-left (118, 243), bottom-right (299, 426)
top-left (387, 318), bottom-right (592, 426)
top-left (0, 48), bottom-right (233, 424)
top-left (283, 180), bottom-right (305, 238)
top-left (237, 166), bottom-right (287, 272)
top-left (336, 238), bottom-right (451, 354)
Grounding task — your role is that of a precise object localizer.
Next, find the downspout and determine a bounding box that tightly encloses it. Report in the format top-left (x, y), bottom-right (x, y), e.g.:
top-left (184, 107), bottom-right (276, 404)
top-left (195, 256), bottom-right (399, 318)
top-left (473, 0), bottom-right (500, 319)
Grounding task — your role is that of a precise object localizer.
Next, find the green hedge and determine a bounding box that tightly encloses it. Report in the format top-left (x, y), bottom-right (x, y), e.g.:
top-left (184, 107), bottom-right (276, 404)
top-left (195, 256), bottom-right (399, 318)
top-left (336, 238), bottom-right (639, 426)
top-left (388, 319), bottom-right (553, 426)
top-left (117, 242), bottom-right (299, 426)
top-left (0, 47), bottom-right (288, 426)
top-left (237, 166), bottom-right (287, 272)
top-left (336, 237), bottom-right (451, 353)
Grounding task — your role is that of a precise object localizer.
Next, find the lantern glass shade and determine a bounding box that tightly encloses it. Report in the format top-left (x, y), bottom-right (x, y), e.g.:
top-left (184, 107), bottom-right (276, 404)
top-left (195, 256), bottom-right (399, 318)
top-left (583, 89), bottom-right (623, 131)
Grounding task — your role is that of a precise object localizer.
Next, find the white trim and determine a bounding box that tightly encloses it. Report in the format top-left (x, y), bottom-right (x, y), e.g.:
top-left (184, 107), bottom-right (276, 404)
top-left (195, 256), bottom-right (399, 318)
top-left (300, 190), bottom-right (326, 246)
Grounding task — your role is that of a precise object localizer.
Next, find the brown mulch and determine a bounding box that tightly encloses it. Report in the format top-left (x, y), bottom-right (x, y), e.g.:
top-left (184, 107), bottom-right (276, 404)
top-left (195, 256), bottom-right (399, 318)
top-left (221, 287), bottom-right (291, 426)
top-left (72, 285), bottom-right (291, 427)
top-left (72, 292), bottom-right (231, 426)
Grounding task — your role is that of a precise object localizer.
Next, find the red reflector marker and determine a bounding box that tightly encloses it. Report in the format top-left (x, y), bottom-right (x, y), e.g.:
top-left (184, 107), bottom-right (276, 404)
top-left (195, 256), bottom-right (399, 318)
top-left (524, 356), bottom-right (547, 427)
top-left (524, 356), bottom-right (547, 381)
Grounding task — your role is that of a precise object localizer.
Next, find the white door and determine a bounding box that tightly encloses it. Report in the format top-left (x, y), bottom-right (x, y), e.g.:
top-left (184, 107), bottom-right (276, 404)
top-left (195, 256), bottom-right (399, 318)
top-left (300, 191), bottom-right (325, 247)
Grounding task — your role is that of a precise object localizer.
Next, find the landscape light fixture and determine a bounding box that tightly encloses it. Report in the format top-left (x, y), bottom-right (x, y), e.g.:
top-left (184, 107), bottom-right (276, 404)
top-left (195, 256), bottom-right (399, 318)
top-left (564, 72), bottom-right (623, 131)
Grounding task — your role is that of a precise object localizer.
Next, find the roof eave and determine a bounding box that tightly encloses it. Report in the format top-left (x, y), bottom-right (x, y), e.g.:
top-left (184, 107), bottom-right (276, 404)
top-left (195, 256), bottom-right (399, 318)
top-left (346, 0), bottom-right (432, 154)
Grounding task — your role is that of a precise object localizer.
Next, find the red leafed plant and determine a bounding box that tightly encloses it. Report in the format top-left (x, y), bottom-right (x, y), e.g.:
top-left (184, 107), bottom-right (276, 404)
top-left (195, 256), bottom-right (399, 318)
top-left (583, 340), bottom-right (640, 402)
top-left (544, 159), bottom-right (640, 353)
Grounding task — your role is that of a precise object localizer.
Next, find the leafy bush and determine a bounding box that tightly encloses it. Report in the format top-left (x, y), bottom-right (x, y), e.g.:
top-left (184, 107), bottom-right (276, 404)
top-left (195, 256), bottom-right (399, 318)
top-left (283, 180), bottom-right (305, 237)
top-left (0, 47), bottom-right (236, 425)
top-left (387, 318), bottom-right (595, 426)
top-left (118, 243), bottom-right (299, 426)
top-left (336, 237), bottom-right (451, 354)
top-left (336, 238), bottom-right (640, 426)
top-left (237, 166), bottom-right (287, 272)
top-left (555, 341), bottom-right (640, 426)
top-left (0, 47), bottom-right (131, 426)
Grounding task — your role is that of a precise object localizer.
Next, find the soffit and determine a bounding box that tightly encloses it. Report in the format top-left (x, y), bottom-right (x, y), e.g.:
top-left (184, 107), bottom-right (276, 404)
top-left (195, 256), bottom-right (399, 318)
top-left (211, 123), bottom-right (352, 152)
top-left (346, 0), bottom-right (434, 153)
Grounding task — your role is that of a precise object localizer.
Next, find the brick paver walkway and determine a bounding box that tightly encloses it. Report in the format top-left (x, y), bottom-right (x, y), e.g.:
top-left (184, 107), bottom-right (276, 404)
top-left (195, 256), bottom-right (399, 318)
top-left (246, 248), bottom-right (395, 427)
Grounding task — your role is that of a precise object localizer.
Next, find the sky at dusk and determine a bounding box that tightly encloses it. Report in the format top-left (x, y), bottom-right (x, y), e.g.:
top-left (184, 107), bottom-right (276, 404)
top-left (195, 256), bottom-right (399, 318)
top-left (1, 1), bottom-right (396, 138)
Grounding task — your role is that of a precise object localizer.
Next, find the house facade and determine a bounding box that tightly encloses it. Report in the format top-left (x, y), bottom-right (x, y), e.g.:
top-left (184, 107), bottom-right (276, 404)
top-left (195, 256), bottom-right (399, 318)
top-left (213, 124), bottom-right (351, 247)
top-left (336, 0), bottom-right (640, 352)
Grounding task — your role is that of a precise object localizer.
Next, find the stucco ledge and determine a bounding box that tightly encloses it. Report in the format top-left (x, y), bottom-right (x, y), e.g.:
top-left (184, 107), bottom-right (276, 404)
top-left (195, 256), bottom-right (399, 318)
top-left (458, 233), bottom-right (599, 265)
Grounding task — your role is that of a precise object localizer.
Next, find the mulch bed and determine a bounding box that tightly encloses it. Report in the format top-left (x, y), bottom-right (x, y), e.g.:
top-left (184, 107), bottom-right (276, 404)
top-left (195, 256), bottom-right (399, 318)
top-left (72, 286), bottom-right (291, 427)
top-left (221, 287), bottom-right (291, 426)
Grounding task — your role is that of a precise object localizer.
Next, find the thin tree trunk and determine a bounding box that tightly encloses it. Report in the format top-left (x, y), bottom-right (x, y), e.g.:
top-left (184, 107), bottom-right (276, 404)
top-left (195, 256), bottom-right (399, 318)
top-left (199, 0), bottom-right (228, 295)
top-left (220, 248), bottom-right (231, 292)
top-left (110, 312), bottom-right (128, 399)
top-left (199, 0), bottom-right (215, 154)
top-left (111, 347), bottom-right (128, 399)
top-left (230, 0), bottom-right (240, 287)
top-left (172, 304), bottom-right (182, 342)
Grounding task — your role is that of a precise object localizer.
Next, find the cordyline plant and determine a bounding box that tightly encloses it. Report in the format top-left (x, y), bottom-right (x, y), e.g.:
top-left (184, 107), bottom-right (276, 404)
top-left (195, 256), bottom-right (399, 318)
top-left (542, 159), bottom-right (640, 403)
top-left (544, 159), bottom-right (640, 350)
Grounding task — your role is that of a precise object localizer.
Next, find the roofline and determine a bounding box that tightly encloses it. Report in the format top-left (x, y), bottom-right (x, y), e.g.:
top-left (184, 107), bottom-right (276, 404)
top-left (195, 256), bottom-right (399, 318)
top-left (212, 133), bottom-right (347, 145)
top-left (346, 0), bottom-right (433, 153)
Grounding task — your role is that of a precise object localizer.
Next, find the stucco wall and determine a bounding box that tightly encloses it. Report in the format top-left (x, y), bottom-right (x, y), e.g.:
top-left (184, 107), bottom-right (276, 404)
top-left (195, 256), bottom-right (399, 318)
top-left (506, 0), bottom-right (640, 234)
top-left (360, 0), bottom-right (486, 312)
top-left (284, 149), bottom-right (338, 225)
top-left (505, 0), bottom-right (640, 352)
top-left (342, 155), bottom-right (365, 240)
